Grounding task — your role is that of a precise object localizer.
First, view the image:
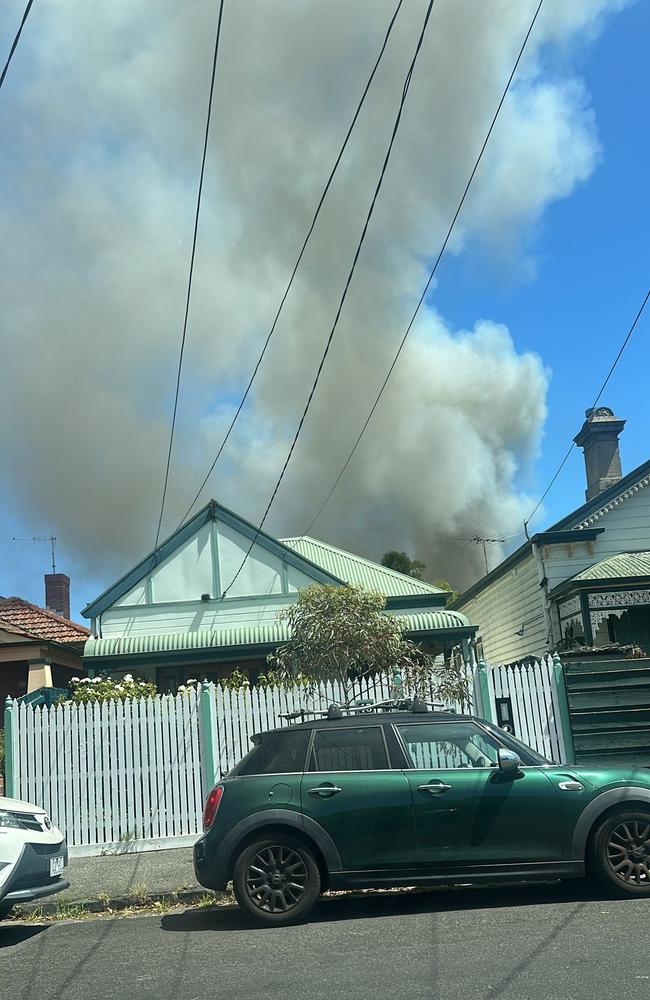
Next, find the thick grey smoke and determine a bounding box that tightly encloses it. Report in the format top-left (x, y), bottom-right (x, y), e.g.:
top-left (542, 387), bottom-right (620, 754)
top-left (0, 0), bottom-right (628, 593)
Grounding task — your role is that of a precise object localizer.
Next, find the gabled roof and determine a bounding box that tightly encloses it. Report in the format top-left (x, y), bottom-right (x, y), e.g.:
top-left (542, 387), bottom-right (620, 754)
top-left (0, 596), bottom-right (90, 645)
top-left (82, 500), bottom-right (345, 619)
top-left (282, 537), bottom-right (446, 598)
top-left (454, 457), bottom-right (650, 608)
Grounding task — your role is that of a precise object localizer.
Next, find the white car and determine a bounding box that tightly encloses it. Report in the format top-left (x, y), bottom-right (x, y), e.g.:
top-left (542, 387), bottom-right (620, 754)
top-left (0, 796), bottom-right (69, 915)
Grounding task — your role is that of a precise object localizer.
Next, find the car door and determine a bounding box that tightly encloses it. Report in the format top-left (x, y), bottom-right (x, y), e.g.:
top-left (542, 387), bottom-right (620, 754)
top-left (299, 724), bottom-right (415, 872)
top-left (394, 720), bottom-right (563, 870)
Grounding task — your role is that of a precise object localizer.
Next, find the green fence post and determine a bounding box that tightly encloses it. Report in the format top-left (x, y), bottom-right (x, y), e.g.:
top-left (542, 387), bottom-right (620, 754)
top-left (199, 682), bottom-right (219, 795)
top-left (476, 660), bottom-right (493, 723)
top-left (552, 652), bottom-right (576, 765)
top-left (4, 697), bottom-right (15, 798)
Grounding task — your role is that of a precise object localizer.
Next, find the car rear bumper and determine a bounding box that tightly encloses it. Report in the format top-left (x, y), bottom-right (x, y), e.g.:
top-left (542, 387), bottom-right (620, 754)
top-left (193, 834), bottom-right (229, 891)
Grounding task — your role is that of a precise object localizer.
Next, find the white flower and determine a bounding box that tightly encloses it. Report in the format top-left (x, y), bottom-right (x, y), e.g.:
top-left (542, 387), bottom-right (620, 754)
top-left (70, 677), bottom-right (80, 684)
top-left (177, 685), bottom-right (187, 693)
top-left (79, 677), bottom-right (91, 684)
top-left (91, 676), bottom-right (102, 684)
top-left (123, 673), bottom-right (134, 682)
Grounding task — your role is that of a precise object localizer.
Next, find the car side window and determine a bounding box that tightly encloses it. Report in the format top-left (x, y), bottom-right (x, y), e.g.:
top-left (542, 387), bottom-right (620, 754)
top-left (396, 722), bottom-right (501, 769)
top-left (308, 726), bottom-right (388, 772)
top-left (231, 728), bottom-right (311, 776)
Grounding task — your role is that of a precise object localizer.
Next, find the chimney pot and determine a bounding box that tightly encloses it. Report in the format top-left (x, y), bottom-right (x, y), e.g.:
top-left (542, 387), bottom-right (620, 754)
top-left (45, 573), bottom-right (71, 619)
top-left (574, 406), bottom-right (626, 501)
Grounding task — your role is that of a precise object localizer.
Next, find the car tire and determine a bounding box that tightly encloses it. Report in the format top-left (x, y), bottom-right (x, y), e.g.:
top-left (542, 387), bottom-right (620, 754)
top-left (589, 808), bottom-right (650, 897)
top-left (232, 835), bottom-right (321, 925)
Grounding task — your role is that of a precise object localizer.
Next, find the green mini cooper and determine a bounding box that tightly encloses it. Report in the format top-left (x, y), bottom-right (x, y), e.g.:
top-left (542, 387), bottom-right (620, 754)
top-left (193, 705), bottom-right (650, 924)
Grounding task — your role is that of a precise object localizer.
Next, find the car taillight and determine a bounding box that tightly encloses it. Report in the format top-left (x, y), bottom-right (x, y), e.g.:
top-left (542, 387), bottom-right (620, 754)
top-left (203, 785), bottom-right (224, 829)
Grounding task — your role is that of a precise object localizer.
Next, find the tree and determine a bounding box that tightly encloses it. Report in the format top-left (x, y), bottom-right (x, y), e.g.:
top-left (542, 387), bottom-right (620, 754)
top-left (433, 579), bottom-right (461, 608)
top-left (381, 550), bottom-right (425, 579)
top-left (268, 583), bottom-right (469, 706)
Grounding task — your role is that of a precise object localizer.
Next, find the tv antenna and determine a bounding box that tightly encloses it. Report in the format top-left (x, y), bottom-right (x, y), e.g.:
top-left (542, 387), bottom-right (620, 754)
top-left (12, 535), bottom-right (57, 573)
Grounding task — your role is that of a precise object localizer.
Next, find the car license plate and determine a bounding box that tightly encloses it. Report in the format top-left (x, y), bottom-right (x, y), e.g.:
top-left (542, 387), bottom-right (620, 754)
top-left (49, 856), bottom-right (65, 877)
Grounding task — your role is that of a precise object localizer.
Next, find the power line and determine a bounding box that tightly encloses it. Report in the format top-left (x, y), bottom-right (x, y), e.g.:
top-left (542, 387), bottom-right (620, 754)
top-left (299, 0), bottom-right (545, 540)
top-left (221, 0), bottom-right (437, 598)
top-left (0, 0), bottom-right (35, 91)
top-left (178, 0), bottom-right (405, 528)
top-left (524, 286), bottom-right (649, 529)
top-left (153, 0), bottom-right (226, 551)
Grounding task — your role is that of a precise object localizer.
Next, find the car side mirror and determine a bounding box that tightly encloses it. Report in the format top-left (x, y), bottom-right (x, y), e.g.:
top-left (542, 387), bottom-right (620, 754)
top-left (498, 748), bottom-right (522, 774)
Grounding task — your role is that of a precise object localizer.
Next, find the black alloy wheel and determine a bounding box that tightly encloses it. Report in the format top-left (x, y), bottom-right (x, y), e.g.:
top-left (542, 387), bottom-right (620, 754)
top-left (233, 836), bottom-right (321, 924)
top-left (590, 808), bottom-right (650, 896)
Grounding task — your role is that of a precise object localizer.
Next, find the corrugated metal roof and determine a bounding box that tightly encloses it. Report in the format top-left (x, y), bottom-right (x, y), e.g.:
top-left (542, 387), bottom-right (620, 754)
top-left (281, 537), bottom-right (445, 597)
top-left (85, 609), bottom-right (474, 659)
top-left (574, 551), bottom-right (650, 581)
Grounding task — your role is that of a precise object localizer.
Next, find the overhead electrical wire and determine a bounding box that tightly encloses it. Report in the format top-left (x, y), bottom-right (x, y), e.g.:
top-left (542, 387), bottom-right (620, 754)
top-left (0, 0), bottom-right (35, 91)
top-left (523, 285), bottom-right (650, 532)
top-left (153, 0), bottom-right (226, 551)
top-left (178, 0), bottom-right (406, 528)
top-left (298, 0), bottom-right (545, 540)
top-left (220, 0), bottom-right (437, 598)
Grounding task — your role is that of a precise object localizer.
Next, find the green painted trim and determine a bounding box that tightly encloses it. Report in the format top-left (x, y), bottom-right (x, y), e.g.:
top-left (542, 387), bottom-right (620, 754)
top-left (476, 662), bottom-right (492, 722)
top-left (552, 653), bottom-right (576, 765)
top-left (404, 627), bottom-right (478, 642)
top-left (532, 529), bottom-right (605, 545)
top-left (551, 578), bottom-right (650, 600)
top-left (211, 520), bottom-right (221, 600)
top-left (199, 683), bottom-right (219, 792)
top-left (104, 592), bottom-right (297, 614)
top-left (4, 697), bottom-right (15, 798)
top-left (580, 592), bottom-right (593, 645)
top-left (386, 593), bottom-right (448, 611)
top-left (84, 642), bottom-right (279, 670)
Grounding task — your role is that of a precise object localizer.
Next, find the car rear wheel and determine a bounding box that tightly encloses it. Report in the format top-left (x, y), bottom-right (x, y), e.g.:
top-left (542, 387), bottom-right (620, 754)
top-left (232, 836), bottom-right (321, 925)
top-left (589, 809), bottom-right (650, 896)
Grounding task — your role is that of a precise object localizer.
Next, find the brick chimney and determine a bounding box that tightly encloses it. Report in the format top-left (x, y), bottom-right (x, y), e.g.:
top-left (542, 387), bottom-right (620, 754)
top-left (574, 406), bottom-right (626, 501)
top-left (45, 573), bottom-right (71, 619)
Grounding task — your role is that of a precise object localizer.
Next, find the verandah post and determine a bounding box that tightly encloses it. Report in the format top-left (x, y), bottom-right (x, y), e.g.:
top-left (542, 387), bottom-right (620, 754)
top-left (199, 682), bottom-right (219, 796)
top-left (552, 652), bottom-right (576, 765)
top-left (3, 697), bottom-right (16, 798)
top-left (476, 660), bottom-right (493, 722)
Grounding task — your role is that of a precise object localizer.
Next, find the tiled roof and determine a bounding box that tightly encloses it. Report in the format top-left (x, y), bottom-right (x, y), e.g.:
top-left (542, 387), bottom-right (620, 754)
top-left (0, 597), bottom-right (90, 646)
top-left (573, 551), bottom-right (650, 581)
top-left (281, 537), bottom-right (445, 598)
top-left (84, 609), bottom-right (475, 659)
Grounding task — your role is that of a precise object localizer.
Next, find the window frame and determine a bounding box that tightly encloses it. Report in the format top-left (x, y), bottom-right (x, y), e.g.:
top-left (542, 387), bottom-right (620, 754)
top-left (391, 718), bottom-right (549, 770)
top-left (227, 727), bottom-right (311, 777)
top-left (306, 724), bottom-right (392, 774)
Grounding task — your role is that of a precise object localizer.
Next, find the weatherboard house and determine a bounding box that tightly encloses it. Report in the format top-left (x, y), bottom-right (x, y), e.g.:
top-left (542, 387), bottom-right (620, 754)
top-left (82, 500), bottom-right (476, 691)
top-left (455, 408), bottom-right (650, 665)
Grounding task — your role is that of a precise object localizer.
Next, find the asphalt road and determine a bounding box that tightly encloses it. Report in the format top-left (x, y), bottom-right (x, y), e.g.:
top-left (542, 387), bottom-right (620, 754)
top-left (2, 881), bottom-right (649, 1000)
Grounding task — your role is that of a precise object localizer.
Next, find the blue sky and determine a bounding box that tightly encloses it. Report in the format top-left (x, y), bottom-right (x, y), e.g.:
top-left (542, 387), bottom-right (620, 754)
top-left (433, 0), bottom-right (649, 541)
top-left (0, 1), bottom-right (648, 623)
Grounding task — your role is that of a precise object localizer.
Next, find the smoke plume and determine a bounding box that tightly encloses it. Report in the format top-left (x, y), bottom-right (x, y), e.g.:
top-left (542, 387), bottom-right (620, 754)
top-left (0, 0), bottom-right (628, 594)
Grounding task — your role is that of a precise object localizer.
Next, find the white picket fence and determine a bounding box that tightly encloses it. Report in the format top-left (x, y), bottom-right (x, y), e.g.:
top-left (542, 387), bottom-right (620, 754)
top-left (9, 688), bottom-right (205, 856)
top-left (484, 655), bottom-right (569, 763)
top-left (4, 659), bottom-right (570, 857)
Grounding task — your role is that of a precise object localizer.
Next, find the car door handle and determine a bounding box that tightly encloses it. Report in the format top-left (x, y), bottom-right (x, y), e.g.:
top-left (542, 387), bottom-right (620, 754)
top-left (558, 780), bottom-right (583, 792)
top-left (307, 785), bottom-right (343, 797)
top-left (417, 782), bottom-right (452, 795)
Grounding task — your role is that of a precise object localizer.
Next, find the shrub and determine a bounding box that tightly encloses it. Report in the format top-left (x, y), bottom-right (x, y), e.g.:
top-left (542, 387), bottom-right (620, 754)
top-left (66, 674), bottom-right (157, 703)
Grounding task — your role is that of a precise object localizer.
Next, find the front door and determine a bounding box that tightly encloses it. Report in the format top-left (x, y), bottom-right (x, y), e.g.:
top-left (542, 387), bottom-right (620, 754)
top-left (300, 724), bottom-right (414, 871)
top-left (394, 720), bottom-right (563, 870)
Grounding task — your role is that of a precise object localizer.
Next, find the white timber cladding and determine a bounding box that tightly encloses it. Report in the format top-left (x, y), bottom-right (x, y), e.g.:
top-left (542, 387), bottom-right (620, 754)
top-left (458, 553), bottom-right (547, 664)
top-left (543, 485), bottom-right (650, 591)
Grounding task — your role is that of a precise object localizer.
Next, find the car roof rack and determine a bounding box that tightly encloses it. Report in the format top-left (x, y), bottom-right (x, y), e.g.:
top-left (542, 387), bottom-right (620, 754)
top-left (278, 697), bottom-right (450, 723)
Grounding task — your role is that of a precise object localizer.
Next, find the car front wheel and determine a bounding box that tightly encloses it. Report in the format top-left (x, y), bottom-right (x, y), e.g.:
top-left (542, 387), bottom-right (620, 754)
top-left (589, 808), bottom-right (650, 896)
top-left (232, 835), bottom-right (321, 925)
